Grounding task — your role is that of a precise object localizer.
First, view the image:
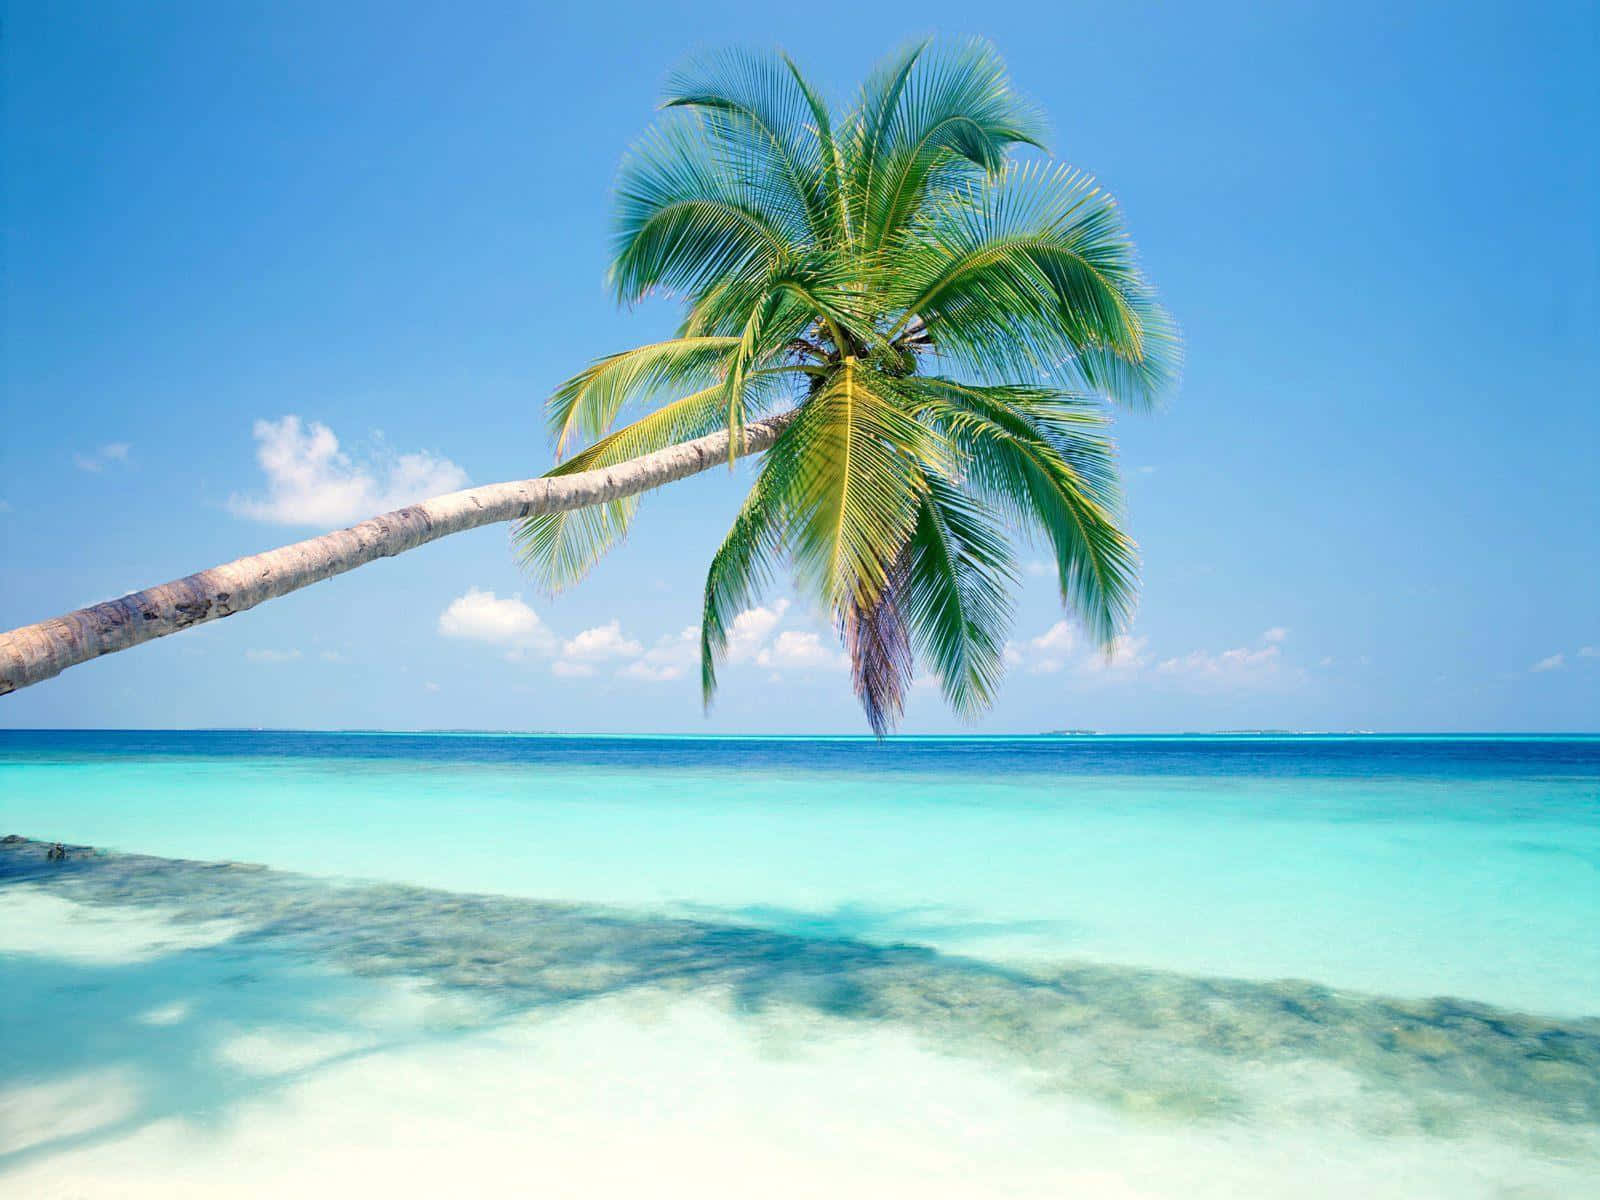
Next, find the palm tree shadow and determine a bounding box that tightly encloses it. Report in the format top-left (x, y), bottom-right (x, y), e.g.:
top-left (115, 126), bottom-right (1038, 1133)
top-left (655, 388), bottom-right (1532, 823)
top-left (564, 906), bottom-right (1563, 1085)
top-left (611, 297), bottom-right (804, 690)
top-left (0, 938), bottom-right (466, 1171)
top-left (3, 839), bottom-right (1598, 1174)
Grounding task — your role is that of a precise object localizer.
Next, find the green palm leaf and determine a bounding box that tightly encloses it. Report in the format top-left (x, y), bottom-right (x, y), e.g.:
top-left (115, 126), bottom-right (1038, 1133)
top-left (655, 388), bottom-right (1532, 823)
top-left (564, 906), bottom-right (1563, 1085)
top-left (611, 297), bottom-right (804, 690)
top-left (891, 163), bottom-right (1180, 408)
top-left (547, 336), bottom-right (740, 457)
top-left (531, 39), bottom-right (1178, 734)
top-left (902, 377), bottom-right (1137, 645)
top-left (774, 360), bottom-right (939, 609)
top-left (853, 37), bottom-right (1047, 251)
top-left (903, 476), bottom-right (1017, 719)
top-left (519, 383), bottom-right (732, 593)
top-left (663, 48), bottom-right (839, 245)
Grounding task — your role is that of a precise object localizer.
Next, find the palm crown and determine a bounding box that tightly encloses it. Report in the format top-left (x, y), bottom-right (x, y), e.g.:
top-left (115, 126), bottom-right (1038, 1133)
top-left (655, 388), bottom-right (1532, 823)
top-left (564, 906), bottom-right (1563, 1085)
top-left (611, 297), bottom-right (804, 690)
top-left (516, 39), bottom-right (1179, 734)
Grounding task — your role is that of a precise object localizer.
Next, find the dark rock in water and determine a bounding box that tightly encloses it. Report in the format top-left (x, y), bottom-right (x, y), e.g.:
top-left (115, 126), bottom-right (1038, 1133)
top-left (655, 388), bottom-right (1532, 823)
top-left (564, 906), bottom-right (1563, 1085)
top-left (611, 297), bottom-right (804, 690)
top-left (0, 834), bottom-right (26, 845)
top-left (46, 842), bottom-right (69, 861)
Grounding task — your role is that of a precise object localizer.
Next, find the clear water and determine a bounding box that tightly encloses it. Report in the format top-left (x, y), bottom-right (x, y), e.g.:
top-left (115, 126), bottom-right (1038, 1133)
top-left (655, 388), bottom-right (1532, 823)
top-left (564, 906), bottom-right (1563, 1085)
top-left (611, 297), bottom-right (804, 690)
top-left (3, 732), bottom-right (1598, 1195)
top-left (4, 731), bottom-right (1597, 1014)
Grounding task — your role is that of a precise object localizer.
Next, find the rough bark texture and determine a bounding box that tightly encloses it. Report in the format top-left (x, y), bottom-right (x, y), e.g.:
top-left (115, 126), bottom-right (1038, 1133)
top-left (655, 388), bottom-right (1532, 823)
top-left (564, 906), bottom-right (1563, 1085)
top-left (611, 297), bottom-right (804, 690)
top-left (0, 414), bottom-right (793, 696)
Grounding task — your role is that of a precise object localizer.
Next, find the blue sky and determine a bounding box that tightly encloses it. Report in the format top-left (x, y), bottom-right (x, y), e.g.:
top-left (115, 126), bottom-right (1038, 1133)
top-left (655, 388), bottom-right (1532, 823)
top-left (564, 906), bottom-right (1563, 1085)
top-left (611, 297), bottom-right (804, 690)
top-left (3, 0), bottom-right (1596, 733)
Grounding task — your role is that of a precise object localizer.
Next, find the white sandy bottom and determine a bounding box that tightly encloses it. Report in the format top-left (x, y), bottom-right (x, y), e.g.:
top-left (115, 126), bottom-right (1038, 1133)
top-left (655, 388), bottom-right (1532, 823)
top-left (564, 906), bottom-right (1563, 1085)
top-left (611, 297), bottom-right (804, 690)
top-left (5, 999), bottom-right (1588, 1200)
top-left (0, 894), bottom-right (1589, 1199)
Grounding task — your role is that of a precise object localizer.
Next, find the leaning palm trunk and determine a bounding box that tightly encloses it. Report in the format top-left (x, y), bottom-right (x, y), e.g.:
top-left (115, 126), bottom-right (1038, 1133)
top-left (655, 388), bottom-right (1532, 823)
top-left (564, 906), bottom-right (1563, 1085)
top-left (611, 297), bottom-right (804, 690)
top-left (0, 414), bottom-right (794, 696)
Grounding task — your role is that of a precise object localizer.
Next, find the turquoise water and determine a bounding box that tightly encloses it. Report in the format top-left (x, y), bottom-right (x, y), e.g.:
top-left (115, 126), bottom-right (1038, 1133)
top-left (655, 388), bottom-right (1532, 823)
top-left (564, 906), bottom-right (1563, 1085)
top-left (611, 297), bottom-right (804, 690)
top-left (3, 732), bottom-right (1597, 1014)
top-left (3, 732), bottom-right (1598, 1195)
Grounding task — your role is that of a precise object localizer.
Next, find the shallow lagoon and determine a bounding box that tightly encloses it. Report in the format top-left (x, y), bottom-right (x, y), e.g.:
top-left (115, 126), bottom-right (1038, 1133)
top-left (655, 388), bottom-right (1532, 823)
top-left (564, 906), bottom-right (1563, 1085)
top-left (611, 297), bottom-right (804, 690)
top-left (3, 733), bottom-right (1598, 1195)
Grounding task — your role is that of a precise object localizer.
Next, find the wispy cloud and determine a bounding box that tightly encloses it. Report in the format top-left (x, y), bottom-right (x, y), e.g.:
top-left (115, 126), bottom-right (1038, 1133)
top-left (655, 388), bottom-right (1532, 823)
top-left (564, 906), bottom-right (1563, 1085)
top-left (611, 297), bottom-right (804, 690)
top-left (1580, 646), bottom-right (1598, 659)
top-left (1155, 628), bottom-right (1301, 690)
top-left (229, 416), bottom-right (467, 527)
top-left (1531, 653), bottom-right (1565, 673)
top-left (1082, 633), bottom-right (1152, 675)
top-left (244, 648), bottom-right (302, 664)
top-left (74, 442), bottom-right (131, 473)
top-left (1158, 643), bottom-right (1281, 686)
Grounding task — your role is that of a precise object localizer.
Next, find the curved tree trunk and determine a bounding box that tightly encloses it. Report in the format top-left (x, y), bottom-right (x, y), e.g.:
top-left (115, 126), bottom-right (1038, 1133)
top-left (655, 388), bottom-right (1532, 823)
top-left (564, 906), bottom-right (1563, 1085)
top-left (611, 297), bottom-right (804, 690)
top-left (0, 413), bottom-right (794, 696)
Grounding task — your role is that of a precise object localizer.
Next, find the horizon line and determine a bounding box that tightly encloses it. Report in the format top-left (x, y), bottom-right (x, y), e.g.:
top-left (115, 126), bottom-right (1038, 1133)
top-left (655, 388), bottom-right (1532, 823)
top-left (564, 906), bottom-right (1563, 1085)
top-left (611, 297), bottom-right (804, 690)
top-left (2, 727), bottom-right (1598, 739)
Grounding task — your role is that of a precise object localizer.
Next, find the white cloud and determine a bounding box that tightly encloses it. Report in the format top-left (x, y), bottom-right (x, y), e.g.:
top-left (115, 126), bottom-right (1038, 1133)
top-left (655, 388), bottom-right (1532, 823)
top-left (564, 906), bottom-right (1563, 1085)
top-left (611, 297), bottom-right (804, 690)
top-left (319, 650), bottom-right (349, 663)
top-left (561, 621), bottom-right (643, 662)
top-left (617, 661), bottom-right (677, 682)
top-left (1083, 634), bottom-right (1151, 674)
top-left (1579, 646), bottom-right (1597, 659)
top-left (757, 630), bottom-right (846, 670)
top-left (1009, 620), bottom-right (1078, 674)
top-left (74, 442), bottom-right (132, 473)
top-left (726, 600), bottom-right (791, 663)
top-left (1022, 560), bottom-right (1054, 578)
top-left (1531, 654), bottom-right (1564, 673)
top-left (1319, 656), bottom-right (1335, 667)
top-left (423, 681), bottom-right (441, 693)
top-left (229, 416), bottom-right (467, 527)
top-left (432, 590), bottom-right (851, 685)
top-left (438, 589), bottom-right (555, 656)
top-left (244, 648), bottom-right (302, 663)
top-left (618, 627), bottom-right (698, 682)
top-left (1153, 626), bottom-right (1310, 691)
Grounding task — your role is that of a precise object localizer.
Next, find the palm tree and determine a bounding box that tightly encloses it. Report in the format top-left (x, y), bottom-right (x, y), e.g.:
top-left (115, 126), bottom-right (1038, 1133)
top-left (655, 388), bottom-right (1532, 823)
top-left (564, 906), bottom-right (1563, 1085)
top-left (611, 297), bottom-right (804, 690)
top-left (517, 39), bottom-right (1178, 732)
top-left (0, 39), bottom-right (1177, 727)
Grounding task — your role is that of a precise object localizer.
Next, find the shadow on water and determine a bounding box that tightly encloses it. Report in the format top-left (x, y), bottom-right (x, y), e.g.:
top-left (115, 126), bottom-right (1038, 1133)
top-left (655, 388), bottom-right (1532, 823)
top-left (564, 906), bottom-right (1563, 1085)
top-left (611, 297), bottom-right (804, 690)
top-left (673, 899), bottom-right (1082, 952)
top-left (3, 838), bottom-right (1598, 1174)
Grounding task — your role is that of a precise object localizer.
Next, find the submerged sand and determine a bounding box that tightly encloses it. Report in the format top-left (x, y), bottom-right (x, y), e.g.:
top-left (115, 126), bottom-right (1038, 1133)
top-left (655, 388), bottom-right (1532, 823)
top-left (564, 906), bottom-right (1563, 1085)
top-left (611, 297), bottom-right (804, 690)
top-left (2, 838), bottom-right (1596, 1197)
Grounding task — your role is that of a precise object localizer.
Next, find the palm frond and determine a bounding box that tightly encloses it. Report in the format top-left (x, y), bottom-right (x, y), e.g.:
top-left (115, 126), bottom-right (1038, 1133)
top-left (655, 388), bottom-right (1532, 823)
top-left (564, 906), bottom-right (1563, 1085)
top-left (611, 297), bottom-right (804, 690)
top-left (699, 466), bottom-right (789, 704)
top-left (547, 336), bottom-right (740, 457)
top-left (774, 360), bottom-right (939, 610)
top-left (610, 119), bottom-right (802, 304)
top-left (902, 476), bottom-right (1017, 719)
top-left (853, 37), bottom-right (1047, 250)
top-left (519, 383), bottom-right (734, 593)
top-left (842, 39), bottom-right (929, 239)
top-left (663, 47), bottom-right (839, 245)
top-left (901, 376), bottom-right (1136, 645)
top-left (890, 163), bottom-right (1180, 408)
